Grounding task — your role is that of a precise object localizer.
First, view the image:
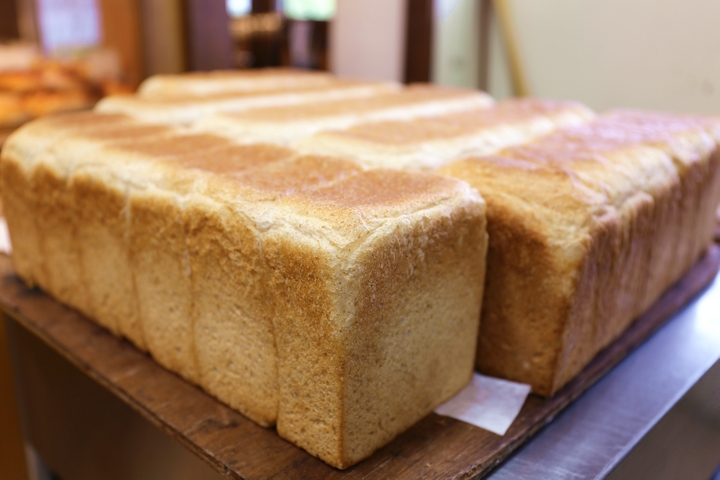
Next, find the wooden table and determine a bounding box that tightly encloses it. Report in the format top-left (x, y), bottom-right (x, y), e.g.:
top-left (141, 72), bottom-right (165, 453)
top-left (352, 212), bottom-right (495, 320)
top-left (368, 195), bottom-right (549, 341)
top-left (2, 247), bottom-right (719, 479)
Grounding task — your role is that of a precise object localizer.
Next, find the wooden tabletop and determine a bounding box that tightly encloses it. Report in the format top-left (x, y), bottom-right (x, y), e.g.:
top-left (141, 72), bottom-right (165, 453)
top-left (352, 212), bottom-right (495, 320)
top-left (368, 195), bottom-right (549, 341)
top-left (1, 247), bottom-right (718, 479)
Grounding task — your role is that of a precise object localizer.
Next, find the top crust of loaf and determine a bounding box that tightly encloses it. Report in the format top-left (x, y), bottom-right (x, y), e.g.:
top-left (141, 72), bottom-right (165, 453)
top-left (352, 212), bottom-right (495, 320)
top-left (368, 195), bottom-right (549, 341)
top-left (293, 98), bottom-right (595, 169)
top-left (96, 80), bottom-right (401, 125)
top-left (1, 112), bottom-right (139, 172)
top-left (138, 68), bottom-right (333, 97)
top-left (442, 110), bottom-right (720, 245)
top-left (191, 84), bottom-right (494, 145)
top-left (207, 84), bottom-right (493, 122)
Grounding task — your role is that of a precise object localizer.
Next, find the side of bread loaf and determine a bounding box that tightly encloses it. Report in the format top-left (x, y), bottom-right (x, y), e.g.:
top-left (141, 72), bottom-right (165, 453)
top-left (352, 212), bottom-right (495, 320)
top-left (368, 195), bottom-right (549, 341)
top-left (439, 111), bottom-right (720, 394)
top-left (265, 169), bottom-right (487, 467)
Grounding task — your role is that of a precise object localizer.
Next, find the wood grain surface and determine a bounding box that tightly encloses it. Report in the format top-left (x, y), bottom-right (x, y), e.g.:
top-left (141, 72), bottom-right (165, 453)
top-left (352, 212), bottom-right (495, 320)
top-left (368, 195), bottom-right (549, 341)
top-left (0, 246), bottom-right (718, 479)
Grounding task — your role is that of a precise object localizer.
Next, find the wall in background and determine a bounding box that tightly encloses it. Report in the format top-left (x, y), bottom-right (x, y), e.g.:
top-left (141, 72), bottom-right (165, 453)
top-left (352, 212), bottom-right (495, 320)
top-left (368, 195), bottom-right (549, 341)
top-left (431, 0), bottom-right (478, 88)
top-left (98, 0), bottom-right (144, 86)
top-left (432, 0), bottom-right (720, 115)
top-left (139, 0), bottom-right (186, 77)
top-left (330, 0), bottom-right (406, 82)
top-left (504, 0), bottom-right (720, 114)
top-left (430, 0), bottom-right (515, 100)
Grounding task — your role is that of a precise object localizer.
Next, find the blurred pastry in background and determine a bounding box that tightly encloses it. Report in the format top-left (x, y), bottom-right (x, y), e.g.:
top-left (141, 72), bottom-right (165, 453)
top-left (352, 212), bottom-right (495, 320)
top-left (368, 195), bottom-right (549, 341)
top-left (0, 44), bottom-right (132, 129)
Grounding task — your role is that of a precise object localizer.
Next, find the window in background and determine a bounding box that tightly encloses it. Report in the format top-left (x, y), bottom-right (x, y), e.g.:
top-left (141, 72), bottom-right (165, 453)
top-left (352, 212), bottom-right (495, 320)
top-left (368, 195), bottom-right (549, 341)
top-left (226, 0), bottom-right (333, 70)
top-left (282, 0), bottom-right (333, 70)
top-left (37, 0), bottom-right (102, 55)
top-left (227, 0), bottom-right (251, 18)
top-left (281, 0), bottom-right (335, 21)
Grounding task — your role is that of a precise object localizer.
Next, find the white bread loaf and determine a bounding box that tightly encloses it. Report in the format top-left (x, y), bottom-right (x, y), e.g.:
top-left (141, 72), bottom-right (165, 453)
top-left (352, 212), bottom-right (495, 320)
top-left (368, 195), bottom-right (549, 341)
top-left (439, 110), bottom-right (720, 394)
top-left (96, 79), bottom-right (400, 125)
top-left (138, 68), bottom-right (333, 97)
top-left (192, 84), bottom-right (494, 145)
top-left (0, 113), bottom-right (488, 468)
top-left (294, 98), bottom-right (595, 169)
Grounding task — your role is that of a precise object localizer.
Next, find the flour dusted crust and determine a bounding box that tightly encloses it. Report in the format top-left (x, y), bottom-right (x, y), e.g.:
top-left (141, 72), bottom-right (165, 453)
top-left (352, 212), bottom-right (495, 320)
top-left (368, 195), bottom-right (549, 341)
top-left (0, 111), bottom-right (487, 467)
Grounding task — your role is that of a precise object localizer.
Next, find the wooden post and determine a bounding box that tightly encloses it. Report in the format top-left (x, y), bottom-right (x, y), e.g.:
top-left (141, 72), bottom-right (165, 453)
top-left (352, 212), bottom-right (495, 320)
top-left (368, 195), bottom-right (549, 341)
top-left (404, 0), bottom-right (433, 84)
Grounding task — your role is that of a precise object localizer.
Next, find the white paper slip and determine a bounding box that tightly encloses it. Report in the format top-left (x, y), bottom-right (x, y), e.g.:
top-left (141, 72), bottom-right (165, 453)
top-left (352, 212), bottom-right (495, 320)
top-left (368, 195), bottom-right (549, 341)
top-left (0, 218), bottom-right (11, 254)
top-left (434, 373), bottom-right (531, 436)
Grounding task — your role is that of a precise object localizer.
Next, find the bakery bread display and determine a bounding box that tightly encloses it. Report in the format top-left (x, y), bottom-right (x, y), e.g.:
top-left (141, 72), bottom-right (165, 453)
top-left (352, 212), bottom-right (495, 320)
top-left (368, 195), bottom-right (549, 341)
top-left (0, 57), bottom-right (131, 129)
top-left (1, 110), bottom-right (487, 469)
top-left (2, 68), bottom-right (720, 468)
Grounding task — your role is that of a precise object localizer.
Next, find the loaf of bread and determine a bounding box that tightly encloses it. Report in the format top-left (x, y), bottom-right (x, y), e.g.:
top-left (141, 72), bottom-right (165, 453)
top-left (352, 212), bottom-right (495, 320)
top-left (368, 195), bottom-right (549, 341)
top-left (439, 110), bottom-right (720, 394)
top-left (138, 68), bottom-right (333, 97)
top-left (96, 79), bottom-right (400, 125)
top-left (294, 98), bottom-right (595, 169)
top-left (193, 84), bottom-right (494, 144)
top-left (0, 111), bottom-right (488, 468)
